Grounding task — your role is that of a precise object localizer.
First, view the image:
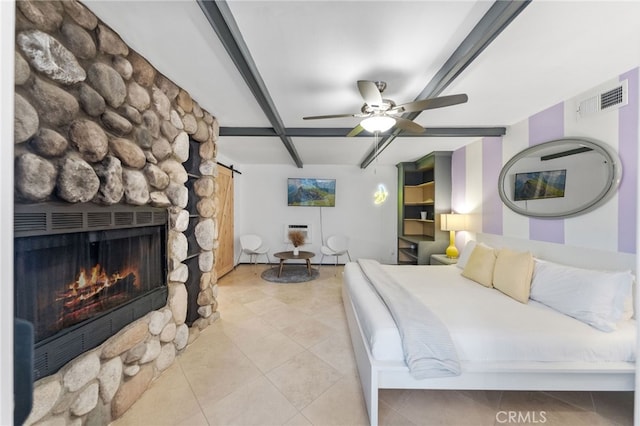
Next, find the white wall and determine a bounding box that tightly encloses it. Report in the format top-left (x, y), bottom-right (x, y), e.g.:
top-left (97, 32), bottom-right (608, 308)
top-left (231, 163), bottom-right (398, 265)
top-left (1, 1), bottom-right (14, 423)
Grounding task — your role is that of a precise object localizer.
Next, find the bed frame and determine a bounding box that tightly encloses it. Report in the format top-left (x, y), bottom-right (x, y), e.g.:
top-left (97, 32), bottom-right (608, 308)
top-left (343, 234), bottom-right (636, 426)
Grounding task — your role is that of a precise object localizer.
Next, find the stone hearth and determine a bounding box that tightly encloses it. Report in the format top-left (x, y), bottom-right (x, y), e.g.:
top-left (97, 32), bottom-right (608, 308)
top-left (13, 1), bottom-right (220, 424)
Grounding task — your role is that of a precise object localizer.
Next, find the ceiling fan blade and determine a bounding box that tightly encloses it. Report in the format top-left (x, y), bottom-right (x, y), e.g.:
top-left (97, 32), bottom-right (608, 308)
top-left (357, 80), bottom-right (383, 107)
top-left (392, 93), bottom-right (468, 114)
top-left (346, 124), bottom-right (364, 137)
top-left (303, 113), bottom-right (358, 120)
top-left (395, 117), bottom-right (425, 134)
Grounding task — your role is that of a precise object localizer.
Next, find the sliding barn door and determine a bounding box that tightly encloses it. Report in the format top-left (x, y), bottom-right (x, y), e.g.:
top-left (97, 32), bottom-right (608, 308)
top-left (215, 165), bottom-right (234, 278)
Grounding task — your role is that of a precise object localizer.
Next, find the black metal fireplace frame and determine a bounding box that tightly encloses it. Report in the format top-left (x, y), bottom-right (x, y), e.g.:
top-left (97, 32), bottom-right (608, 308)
top-left (14, 203), bottom-right (169, 379)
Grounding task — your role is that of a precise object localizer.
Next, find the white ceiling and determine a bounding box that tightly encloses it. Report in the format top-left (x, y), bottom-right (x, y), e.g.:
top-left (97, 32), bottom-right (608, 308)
top-left (85, 1), bottom-right (640, 167)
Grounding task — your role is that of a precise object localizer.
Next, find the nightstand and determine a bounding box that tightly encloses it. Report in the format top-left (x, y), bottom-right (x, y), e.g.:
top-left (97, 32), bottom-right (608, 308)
top-left (430, 254), bottom-right (458, 265)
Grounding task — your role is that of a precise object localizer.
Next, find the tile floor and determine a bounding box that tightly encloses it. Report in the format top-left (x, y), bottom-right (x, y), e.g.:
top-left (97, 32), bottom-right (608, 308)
top-left (112, 264), bottom-right (634, 426)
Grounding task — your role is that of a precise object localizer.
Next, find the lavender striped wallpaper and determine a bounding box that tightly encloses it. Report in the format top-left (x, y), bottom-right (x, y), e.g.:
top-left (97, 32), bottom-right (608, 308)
top-left (482, 137), bottom-right (503, 235)
top-left (618, 69), bottom-right (638, 254)
top-left (451, 67), bottom-right (638, 255)
top-left (528, 102), bottom-right (565, 244)
top-left (451, 148), bottom-right (467, 249)
top-left (451, 147), bottom-right (466, 212)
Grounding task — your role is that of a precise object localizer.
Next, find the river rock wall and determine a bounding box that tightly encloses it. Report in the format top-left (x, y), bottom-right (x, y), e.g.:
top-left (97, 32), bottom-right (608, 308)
top-left (13, 1), bottom-right (221, 424)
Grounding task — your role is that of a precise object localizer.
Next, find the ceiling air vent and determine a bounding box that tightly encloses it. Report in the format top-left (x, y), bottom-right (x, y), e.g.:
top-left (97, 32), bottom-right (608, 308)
top-left (577, 79), bottom-right (628, 118)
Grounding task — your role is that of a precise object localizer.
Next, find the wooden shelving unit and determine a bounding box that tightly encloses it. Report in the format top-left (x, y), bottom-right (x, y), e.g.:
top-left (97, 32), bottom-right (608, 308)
top-left (397, 152), bottom-right (452, 264)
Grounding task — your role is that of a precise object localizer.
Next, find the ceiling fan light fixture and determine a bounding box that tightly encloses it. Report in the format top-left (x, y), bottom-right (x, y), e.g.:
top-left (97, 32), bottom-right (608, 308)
top-left (360, 115), bottom-right (396, 133)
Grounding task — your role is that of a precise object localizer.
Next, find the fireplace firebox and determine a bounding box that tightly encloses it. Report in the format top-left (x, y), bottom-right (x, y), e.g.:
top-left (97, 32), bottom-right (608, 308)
top-left (14, 204), bottom-right (168, 378)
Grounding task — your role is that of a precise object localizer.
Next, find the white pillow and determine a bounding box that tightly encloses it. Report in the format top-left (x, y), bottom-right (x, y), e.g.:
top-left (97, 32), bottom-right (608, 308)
top-left (618, 276), bottom-right (635, 321)
top-left (456, 240), bottom-right (477, 269)
top-left (530, 259), bottom-right (633, 332)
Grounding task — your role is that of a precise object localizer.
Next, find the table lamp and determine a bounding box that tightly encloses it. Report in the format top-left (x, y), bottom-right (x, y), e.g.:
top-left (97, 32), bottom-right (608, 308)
top-left (440, 213), bottom-right (467, 258)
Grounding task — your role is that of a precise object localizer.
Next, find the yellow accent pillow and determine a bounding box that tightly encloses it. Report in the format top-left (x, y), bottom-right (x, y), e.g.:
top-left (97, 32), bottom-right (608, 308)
top-left (461, 244), bottom-right (497, 287)
top-left (493, 249), bottom-right (534, 303)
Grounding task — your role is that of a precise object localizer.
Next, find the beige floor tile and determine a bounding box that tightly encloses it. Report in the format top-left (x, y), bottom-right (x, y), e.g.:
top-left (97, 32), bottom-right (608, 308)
top-left (541, 390), bottom-right (594, 411)
top-left (379, 388), bottom-right (410, 409)
top-left (179, 333), bottom-right (263, 406)
top-left (312, 303), bottom-right (349, 331)
top-left (179, 323), bottom-right (234, 360)
top-left (259, 304), bottom-right (310, 330)
top-left (458, 390), bottom-right (503, 411)
top-left (219, 315), bottom-right (278, 347)
top-left (592, 391), bottom-right (634, 425)
top-left (267, 350), bottom-right (343, 410)
top-left (389, 389), bottom-right (498, 426)
top-left (378, 399), bottom-right (416, 426)
top-left (531, 410), bottom-right (613, 426)
top-left (244, 294), bottom-right (290, 315)
top-left (281, 316), bottom-right (336, 348)
top-left (301, 375), bottom-right (370, 426)
top-left (309, 332), bottom-right (358, 376)
top-left (273, 290), bottom-right (317, 305)
top-left (217, 301), bottom-right (258, 324)
top-left (111, 363), bottom-right (202, 426)
top-left (500, 390), bottom-right (580, 411)
top-left (175, 410), bottom-right (209, 426)
top-left (203, 376), bottom-right (298, 426)
top-left (285, 296), bottom-right (332, 315)
top-left (498, 391), bottom-right (599, 426)
top-left (235, 329), bottom-right (306, 373)
top-left (228, 287), bottom-right (270, 305)
top-left (284, 413), bottom-right (313, 426)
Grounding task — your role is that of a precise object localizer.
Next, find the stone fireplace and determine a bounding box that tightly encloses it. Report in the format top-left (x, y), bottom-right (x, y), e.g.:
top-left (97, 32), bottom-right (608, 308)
top-left (13, 1), bottom-right (221, 424)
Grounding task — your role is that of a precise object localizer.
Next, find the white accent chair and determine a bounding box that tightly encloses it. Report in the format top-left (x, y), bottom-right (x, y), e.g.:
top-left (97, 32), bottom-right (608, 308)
top-left (236, 234), bottom-right (270, 269)
top-left (320, 235), bottom-right (352, 267)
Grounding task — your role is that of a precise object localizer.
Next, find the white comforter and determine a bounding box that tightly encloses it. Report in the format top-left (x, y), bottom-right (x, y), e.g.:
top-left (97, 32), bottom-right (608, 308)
top-left (344, 263), bottom-right (636, 364)
top-left (357, 259), bottom-right (460, 378)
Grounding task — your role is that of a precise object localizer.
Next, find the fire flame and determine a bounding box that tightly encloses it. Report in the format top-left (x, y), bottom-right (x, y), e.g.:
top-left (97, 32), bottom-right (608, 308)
top-left (57, 264), bottom-right (139, 303)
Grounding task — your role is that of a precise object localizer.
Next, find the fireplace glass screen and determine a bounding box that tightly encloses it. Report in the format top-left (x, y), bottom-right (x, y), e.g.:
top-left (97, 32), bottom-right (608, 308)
top-left (15, 226), bottom-right (166, 343)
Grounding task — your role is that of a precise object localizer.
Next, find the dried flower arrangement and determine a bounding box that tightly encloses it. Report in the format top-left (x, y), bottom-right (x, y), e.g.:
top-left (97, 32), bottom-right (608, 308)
top-left (288, 230), bottom-right (306, 247)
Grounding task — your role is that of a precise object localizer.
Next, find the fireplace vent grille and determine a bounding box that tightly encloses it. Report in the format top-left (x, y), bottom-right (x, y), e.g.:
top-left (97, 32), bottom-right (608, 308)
top-left (137, 211), bottom-right (153, 224)
top-left (154, 211), bottom-right (167, 223)
top-left (115, 212), bottom-right (135, 226)
top-left (52, 212), bottom-right (83, 230)
top-left (15, 204), bottom-right (168, 237)
top-left (14, 212), bottom-right (47, 233)
top-left (88, 212), bottom-right (112, 228)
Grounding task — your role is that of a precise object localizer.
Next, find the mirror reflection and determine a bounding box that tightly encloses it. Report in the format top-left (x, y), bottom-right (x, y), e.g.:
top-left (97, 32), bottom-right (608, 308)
top-left (498, 138), bottom-right (621, 218)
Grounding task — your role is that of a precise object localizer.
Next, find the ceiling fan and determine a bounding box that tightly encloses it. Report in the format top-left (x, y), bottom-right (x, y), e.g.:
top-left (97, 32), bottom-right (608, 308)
top-left (303, 80), bottom-right (468, 137)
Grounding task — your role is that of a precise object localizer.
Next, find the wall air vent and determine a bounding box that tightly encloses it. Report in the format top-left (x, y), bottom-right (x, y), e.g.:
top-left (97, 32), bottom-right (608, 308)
top-left (577, 79), bottom-right (628, 118)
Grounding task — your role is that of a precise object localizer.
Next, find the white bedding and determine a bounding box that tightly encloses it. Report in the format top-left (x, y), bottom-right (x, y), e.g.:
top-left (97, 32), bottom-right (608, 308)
top-left (344, 262), bottom-right (636, 364)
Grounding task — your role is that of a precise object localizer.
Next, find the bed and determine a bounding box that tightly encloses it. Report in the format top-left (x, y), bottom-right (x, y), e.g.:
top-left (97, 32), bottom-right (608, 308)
top-left (342, 234), bottom-right (636, 426)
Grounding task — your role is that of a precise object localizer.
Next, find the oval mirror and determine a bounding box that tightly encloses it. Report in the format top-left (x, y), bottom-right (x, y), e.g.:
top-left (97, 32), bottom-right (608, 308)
top-left (498, 138), bottom-right (622, 219)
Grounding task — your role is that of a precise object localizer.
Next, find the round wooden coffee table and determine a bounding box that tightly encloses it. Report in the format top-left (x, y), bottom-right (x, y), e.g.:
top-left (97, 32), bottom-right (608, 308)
top-left (273, 251), bottom-right (315, 277)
